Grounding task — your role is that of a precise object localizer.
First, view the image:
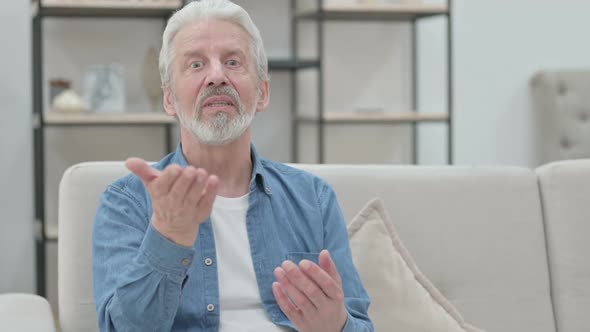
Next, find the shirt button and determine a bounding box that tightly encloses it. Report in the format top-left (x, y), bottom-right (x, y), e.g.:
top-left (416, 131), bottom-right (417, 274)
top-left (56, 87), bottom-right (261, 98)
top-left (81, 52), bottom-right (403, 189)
top-left (207, 304), bottom-right (215, 312)
top-left (204, 258), bottom-right (213, 266)
top-left (181, 258), bottom-right (191, 266)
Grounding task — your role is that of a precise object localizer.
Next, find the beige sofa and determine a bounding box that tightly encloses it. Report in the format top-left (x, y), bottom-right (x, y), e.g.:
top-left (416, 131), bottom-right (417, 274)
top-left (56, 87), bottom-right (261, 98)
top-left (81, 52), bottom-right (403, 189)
top-left (1, 159), bottom-right (588, 332)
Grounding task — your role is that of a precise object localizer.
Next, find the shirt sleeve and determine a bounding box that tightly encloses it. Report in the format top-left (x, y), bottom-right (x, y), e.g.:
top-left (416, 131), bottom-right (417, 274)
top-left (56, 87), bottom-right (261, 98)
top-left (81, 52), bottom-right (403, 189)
top-left (93, 184), bottom-right (195, 332)
top-left (318, 182), bottom-right (375, 332)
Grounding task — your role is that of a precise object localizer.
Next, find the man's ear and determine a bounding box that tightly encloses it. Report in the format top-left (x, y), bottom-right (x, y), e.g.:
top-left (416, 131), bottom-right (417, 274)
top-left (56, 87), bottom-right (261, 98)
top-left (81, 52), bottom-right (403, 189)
top-left (256, 80), bottom-right (270, 113)
top-left (163, 84), bottom-right (177, 116)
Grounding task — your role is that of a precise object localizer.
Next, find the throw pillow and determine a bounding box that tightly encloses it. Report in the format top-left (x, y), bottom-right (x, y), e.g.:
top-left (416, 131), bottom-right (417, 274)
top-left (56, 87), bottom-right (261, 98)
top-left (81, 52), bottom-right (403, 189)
top-left (348, 198), bottom-right (484, 332)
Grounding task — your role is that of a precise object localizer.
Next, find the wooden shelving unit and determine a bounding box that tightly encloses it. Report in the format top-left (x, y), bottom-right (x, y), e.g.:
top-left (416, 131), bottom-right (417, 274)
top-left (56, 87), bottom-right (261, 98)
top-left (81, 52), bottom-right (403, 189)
top-left (291, 0), bottom-right (453, 164)
top-left (30, 0), bottom-right (186, 298)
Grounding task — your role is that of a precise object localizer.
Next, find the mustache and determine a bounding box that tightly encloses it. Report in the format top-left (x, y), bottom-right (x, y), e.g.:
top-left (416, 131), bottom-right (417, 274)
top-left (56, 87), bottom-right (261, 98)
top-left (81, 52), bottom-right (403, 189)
top-left (195, 86), bottom-right (241, 113)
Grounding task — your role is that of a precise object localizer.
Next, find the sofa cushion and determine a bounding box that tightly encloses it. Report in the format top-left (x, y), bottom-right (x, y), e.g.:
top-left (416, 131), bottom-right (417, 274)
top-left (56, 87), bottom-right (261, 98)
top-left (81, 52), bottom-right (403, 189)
top-left (348, 198), bottom-right (483, 332)
top-left (536, 159), bottom-right (590, 332)
top-left (0, 293), bottom-right (56, 332)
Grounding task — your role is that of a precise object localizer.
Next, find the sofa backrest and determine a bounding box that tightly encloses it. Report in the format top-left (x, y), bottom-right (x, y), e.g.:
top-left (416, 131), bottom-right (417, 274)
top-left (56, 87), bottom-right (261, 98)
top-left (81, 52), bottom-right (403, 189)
top-left (530, 70), bottom-right (590, 164)
top-left (58, 163), bottom-right (130, 332)
top-left (296, 164), bottom-right (556, 332)
top-left (536, 159), bottom-right (590, 332)
top-left (58, 162), bottom-right (556, 332)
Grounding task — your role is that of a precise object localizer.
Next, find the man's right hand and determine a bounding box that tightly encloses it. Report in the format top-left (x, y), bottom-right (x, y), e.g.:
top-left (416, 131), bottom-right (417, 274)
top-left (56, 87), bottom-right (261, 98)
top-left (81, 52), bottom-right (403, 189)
top-left (125, 158), bottom-right (218, 248)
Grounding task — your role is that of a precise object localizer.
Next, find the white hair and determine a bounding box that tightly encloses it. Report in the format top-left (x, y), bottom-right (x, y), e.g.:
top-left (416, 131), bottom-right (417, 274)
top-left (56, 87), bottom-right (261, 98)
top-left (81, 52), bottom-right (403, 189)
top-left (159, 0), bottom-right (269, 86)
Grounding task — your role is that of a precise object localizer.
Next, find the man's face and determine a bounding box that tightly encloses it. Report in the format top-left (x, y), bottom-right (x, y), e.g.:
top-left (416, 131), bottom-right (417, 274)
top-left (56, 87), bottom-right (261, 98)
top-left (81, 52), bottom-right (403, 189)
top-left (164, 19), bottom-right (269, 145)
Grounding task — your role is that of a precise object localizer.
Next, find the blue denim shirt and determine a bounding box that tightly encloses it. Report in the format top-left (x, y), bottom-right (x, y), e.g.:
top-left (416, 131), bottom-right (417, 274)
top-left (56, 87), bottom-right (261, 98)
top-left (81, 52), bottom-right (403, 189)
top-left (93, 144), bottom-right (373, 332)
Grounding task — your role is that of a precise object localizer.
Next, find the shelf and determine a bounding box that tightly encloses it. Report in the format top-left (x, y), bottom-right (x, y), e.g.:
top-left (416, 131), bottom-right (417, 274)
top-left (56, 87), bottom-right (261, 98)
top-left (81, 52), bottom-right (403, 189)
top-left (296, 3), bottom-right (448, 21)
top-left (32, 0), bottom-right (181, 18)
top-left (41, 112), bottom-right (176, 126)
top-left (268, 59), bottom-right (321, 71)
top-left (298, 112), bottom-right (449, 124)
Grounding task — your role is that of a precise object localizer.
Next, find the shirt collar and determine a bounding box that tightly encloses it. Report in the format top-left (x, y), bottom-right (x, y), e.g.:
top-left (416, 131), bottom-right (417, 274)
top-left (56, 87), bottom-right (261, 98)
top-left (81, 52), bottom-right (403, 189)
top-left (171, 143), bottom-right (271, 196)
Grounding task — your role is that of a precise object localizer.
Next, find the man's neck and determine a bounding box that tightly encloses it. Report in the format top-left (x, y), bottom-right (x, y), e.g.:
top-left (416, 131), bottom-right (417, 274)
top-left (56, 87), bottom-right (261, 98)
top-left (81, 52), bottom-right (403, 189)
top-left (180, 131), bottom-right (253, 198)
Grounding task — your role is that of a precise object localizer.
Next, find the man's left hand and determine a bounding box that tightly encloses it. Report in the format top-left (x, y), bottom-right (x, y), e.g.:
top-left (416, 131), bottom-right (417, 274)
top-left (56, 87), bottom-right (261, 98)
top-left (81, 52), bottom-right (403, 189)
top-left (272, 250), bottom-right (348, 332)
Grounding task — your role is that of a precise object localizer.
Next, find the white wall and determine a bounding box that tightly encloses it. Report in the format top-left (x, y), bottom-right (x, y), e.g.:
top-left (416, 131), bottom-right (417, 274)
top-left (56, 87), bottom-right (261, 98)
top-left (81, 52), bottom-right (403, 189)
top-left (0, 1), bottom-right (35, 293)
top-left (453, 0), bottom-right (590, 166)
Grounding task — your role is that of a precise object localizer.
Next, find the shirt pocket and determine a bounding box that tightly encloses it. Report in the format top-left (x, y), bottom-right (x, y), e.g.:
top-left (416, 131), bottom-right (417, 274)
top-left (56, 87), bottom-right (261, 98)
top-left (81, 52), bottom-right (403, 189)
top-left (286, 252), bottom-right (320, 266)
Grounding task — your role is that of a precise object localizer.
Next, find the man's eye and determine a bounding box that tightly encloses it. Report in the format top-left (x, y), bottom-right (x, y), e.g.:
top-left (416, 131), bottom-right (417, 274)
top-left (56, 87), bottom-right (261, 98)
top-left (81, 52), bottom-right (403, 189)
top-left (226, 60), bottom-right (239, 67)
top-left (190, 62), bottom-right (203, 69)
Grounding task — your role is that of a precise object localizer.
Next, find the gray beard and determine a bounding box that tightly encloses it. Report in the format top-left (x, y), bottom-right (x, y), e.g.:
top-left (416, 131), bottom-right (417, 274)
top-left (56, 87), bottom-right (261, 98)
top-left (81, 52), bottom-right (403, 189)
top-left (175, 87), bottom-right (257, 146)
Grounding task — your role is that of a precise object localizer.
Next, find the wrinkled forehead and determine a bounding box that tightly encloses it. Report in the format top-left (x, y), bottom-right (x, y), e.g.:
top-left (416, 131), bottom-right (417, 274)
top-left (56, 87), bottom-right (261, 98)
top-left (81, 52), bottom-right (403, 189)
top-left (173, 19), bottom-right (252, 58)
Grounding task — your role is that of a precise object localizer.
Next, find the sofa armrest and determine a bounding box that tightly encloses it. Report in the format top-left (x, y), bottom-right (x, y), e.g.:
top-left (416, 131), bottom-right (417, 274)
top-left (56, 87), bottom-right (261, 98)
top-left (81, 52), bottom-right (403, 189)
top-left (0, 293), bottom-right (56, 332)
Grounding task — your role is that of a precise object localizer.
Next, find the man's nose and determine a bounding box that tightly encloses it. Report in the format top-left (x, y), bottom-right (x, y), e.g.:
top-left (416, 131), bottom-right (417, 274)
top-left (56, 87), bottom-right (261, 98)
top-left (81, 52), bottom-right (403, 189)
top-left (206, 61), bottom-right (227, 87)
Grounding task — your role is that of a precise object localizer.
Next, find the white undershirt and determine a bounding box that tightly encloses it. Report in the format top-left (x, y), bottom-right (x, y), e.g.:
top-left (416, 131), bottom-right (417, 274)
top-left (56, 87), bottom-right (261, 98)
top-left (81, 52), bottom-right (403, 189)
top-left (211, 194), bottom-right (290, 332)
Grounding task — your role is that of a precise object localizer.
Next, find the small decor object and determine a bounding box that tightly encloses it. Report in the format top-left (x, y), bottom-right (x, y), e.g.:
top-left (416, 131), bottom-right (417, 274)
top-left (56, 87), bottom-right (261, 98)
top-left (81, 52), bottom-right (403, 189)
top-left (83, 63), bottom-right (125, 113)
top-left (49, 78), bottom-right (71, 104)
top-left (143, 47), bottom-right (163, 113)
top-left (52, 89), bottom-right (86, 114)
